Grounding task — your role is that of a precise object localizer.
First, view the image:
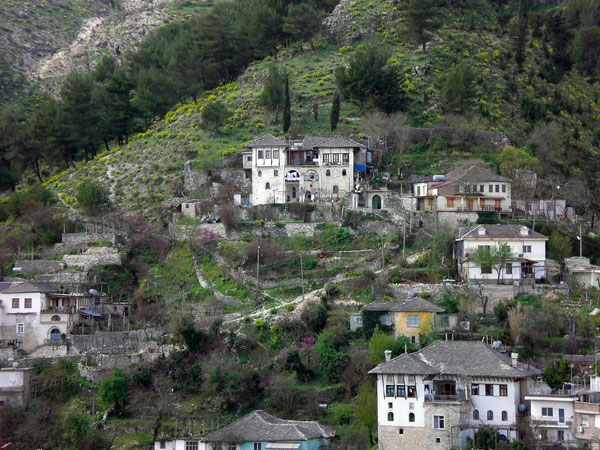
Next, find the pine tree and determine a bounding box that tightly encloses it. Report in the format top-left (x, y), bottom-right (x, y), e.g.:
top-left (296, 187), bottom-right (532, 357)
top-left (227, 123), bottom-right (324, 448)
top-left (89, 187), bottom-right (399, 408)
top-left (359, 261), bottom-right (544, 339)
top-left (282, 76), bottom-right (291, 134)
top-left (330, 91), bottom-right (340, 131)
top-left (404, 0), bottom-right (441, 51)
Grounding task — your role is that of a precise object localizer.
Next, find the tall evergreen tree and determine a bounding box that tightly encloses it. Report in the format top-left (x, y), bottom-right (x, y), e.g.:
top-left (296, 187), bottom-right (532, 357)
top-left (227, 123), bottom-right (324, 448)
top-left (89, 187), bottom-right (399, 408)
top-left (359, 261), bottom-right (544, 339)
top-left (282, 76), bottom-right (291, 134)
top-left (330, 91), bottom-right (340, 131)
top-left (260, 65), bottom-right (286, 121)
top-left (403, 0), bottom-right (441, 51)
top-left (283, 3), bottom-right (324, 50)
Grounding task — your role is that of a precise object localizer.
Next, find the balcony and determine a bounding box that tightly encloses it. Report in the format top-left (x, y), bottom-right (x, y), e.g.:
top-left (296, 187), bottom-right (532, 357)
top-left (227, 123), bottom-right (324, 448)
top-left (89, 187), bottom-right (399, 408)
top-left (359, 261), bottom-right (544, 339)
top-left (530, 418), bottom-right (572, 428)
top-left (424, 393), bottom-right (466, 403)
top-left (575, 401), bottom-right (600, 415)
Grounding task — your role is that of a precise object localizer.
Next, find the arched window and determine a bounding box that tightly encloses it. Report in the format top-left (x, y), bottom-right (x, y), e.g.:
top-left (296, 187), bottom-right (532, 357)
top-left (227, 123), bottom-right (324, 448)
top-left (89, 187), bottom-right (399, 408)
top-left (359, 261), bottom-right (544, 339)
top-left (258, 170), bottom-right (262, 177)
top-left (473, 410), bottom-right (479, 420)
top-left (487, 410), bottom-right (493, 421)
top-left (274, 170), bottom-right (278, 176)
top-left (265, 182), bottom-right (270, 190)
top-left (333, 185), bottom-right (339, 194)
top-left (372, 194), bottom-right (382, 209)
top-left (49, 328), bottom-right (61, 341)
top-left (342, 169), bottom-right (347, 176)
top-left (387, 412), bottom-right (394, 422)
top-left (51, 315), bottom-right (61, 322)
top-left (409, 413), bottom-right (415, 422)
top-left (326, 169), bottom-right (331, 176)
top-left (501, 411), bottom-right (508, 421)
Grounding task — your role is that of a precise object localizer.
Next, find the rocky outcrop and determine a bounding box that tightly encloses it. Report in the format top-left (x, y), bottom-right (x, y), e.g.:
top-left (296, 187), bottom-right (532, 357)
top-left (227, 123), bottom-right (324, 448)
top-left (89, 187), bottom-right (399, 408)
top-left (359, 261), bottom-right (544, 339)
top-left (323, 0), bottom-right (390, 45)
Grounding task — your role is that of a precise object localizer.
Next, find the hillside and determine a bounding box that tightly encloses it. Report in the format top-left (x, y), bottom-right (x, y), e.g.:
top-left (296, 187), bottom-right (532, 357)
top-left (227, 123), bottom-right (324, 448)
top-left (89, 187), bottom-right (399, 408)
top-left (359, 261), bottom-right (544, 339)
top-left (42, 0), bottom-right (600, 217)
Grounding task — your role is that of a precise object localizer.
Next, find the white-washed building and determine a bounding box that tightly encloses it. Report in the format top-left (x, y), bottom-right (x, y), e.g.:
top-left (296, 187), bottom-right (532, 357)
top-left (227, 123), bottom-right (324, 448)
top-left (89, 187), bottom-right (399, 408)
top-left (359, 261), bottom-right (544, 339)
top-left (413, 165), bottom-right (511, 215)
top-left (368, 340), bottom-right (540, 450)
top-left (525, 392), bottom-right (577, 446)
top-left (243, 135), bottom-right (369, 206)
top-left (455, 224), bottom-right (548, 283)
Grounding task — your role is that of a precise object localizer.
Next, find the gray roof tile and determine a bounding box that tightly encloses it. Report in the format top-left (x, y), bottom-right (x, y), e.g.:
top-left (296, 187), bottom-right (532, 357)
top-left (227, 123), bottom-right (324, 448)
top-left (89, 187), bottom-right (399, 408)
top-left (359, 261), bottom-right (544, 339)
top-left (369, 340), bottom-right (541, 379)
top-left (362, 297), bottom-right (444, 313)
top-left (460, 224), bottom-right (547, 240)
top-left (247, 135), bottom-right (287, 147)
top-left (445, 165), bottom-right (510, 183)
top-left (302, 135), bottom-right (365, 149)
top-left (1, 280), bottom-right (60, 294)
top-left (203, 410), bottom-right (335, 443)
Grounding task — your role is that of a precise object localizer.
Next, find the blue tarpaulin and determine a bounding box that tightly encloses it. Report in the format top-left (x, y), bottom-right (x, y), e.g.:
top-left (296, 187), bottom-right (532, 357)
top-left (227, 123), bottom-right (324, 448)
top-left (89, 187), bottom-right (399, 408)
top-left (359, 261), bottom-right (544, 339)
top-left (354, 163), bottom-right (367, 172)
top-left (80, 309), bottom-right (102, 318)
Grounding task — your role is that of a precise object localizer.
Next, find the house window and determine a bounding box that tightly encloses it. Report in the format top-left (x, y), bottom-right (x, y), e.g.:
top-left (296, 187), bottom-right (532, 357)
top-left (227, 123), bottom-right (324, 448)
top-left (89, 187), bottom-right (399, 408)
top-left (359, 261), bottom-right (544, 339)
top-left (433, 415), bottom-right (445, 429)
top-left (447, 198), bottom-right (454, 208)
top-left (473, 410), bottom-right (479, 420)
top-left (501, 411), bottom-right (508, 421)
top-left (542, 407), bottom-right (553, 417)
top-left (522, 245), bottom-right (532, 253)
top-left (471, 384), bottom-right (479, 396)
top-left (24, 298), bottom-right (32, 308)
top-left (229, 446), bottom-right (237, 450)
top-left (265, 182), bottom-right (270, 190)
top-left (258, 170), bottom-right (262, 177)
top-left (495, 184), bottom-right (500, 192)
top-left (323, 153), bottom-right (330, 163)
top-left (427, 198), bottom-right (433, 206)
top-left (266, 150), bottom-right (271, 159)
top-left (436, 438), bottom-right (441, 443)
top-left (407, 385), bottom-right (416, 398)
top-left (274, 170), bottom-right (278, 176)
top-left (481, 265), bottom-right (492, 274)
top-left (12, 298), bottom-right (19, 308)
top-left (499, 384), bottom-right (507, 396)
top-left (558, 431), bottom-right (564, 441)
top-left (397, 385), bottom-right (406, 397)
top-left (411, 336), bottom-right (416, 344)
top-left (273, 150), bottom-right (279, 159)
top-left (160, 441), bottom-right (166, 449)
top-left (333, 154), bottom-right (340, 163)
top-left (326, 169), bottom-right (331, 176)
top-left (355, 316), bottom-right (363, 324)
top-left (333, 185), bottom-right (339, 194)
top-left (386, 385), bottom-right (395, 397)
top-left (399, 429), bottom-right (404, 434)
top-left (472, 185), bottom-right (477, 192)
top-left (417, 186), bottom-right (421, 196)
top-left (16, 323), bottom-right (24, 334)
top-left (505, 264), bottom-right (512, 275)
top-left (407, 315), bottom-right (420, 328)
top-left (253, 444), bottom-right (262, 450)
top-left (342, 169), bottom-right (347, 176)
top-left (480, 185), bottom-right (484, 193)
top-left (388, 402), bottom-right (393, 409)
top-left (343, 153), bottom-right (349, 163)
top-left (489, 184), bottom-right (493, 192)
top-left (247, 155), bottom-right (252, 162)
top-left (502, 184), bottom-right (506, 193)
top-left (485, 384), bottom-right (494, 396)
top-left (388, 412), bottom-right (394, 421)
top-left (487, 410), bottom-right (493, 421)
top-left (582, 415), bottom-right (590, 427)
top-left (258, 150), bottom-right (264, 159)
top-left (185, 441), bottom-right (199, 450)
top-left (409, 412), bottom-right (415, 422)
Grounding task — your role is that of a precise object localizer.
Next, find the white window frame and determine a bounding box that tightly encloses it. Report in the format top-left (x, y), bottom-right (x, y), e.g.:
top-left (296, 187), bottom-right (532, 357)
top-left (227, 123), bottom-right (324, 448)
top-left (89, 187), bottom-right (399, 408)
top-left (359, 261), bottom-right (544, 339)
top-left (407, 315), bottom-right (420, 328)
top-left (522, 245), bottom-right (532, 253)
top-left (16, 323), bottom-right (24, 334)
top-left (433, 415), bottom-right (445, 430)
top-left (542, 407), bottom-right (553, 417)
top-left (582, 415), bottom-right (589, 427)
top-left (355, 316), bottom-right (363, 324)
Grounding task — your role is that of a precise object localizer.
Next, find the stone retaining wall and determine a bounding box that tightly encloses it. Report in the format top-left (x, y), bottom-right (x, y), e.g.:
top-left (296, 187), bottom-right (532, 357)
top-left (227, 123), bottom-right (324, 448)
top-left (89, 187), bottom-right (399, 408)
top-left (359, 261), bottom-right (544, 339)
top-left (34, 272), bottom-right (89, 284)
top-left (386, 283), bottom-right (449, 300)
top-left (14, 260), bottom-right (65, 274)
top-left (62, 232), bottom-right (117, 245)
top-left (63, 247), bottom-right (120, 270)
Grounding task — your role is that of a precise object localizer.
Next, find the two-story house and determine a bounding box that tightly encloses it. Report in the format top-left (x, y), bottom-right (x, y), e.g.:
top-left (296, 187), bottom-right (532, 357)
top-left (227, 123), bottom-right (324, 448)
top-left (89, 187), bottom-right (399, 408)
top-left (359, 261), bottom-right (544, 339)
top-left (357, 294), bottom-right (446, 344)
top-left (369, 340), bottom-right (541, 449)
top-left (455, 224), bottom-right (548, 283)
top-left (413, 165), bottom-right (511, 215)
top-left (155, 410), bottom-right (335, 450)
top-left (243, 135), bottom-right (369, 206)
top-left (524, 391), bottom-right (577, 446)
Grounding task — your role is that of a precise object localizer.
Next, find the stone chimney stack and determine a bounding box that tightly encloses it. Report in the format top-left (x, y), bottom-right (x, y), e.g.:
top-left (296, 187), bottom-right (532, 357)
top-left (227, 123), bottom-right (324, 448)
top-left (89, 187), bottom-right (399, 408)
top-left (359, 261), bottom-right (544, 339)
top-left (511, 352), bottom-right (519, 368)
top-left (384, 350), bottom-right (392, 362)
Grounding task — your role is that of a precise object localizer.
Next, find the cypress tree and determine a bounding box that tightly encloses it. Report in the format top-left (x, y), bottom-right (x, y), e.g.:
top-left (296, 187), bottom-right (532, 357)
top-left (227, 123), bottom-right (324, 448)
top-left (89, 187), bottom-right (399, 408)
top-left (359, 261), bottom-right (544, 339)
top-left (282, 76), bottom-right (291, 134)
top-left (330, 91), bottom-right (340, 131)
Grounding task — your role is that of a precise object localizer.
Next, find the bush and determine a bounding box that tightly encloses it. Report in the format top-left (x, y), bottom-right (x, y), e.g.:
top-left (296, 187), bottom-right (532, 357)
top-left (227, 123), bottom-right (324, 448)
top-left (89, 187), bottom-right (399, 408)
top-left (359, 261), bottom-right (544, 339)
top-left (98, 368), bottom-right (129, 410)
top-left (76, 181), bottom-right (109, 209)
top-left (6, 183), bottom-right (54, 217)
top-left (301, 303), bottom-right (328, 334)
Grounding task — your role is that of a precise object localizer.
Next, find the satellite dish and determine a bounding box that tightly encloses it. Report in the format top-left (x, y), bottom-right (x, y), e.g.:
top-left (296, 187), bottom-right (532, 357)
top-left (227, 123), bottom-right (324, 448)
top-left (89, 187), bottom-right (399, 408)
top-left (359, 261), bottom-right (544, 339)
top-left (518, 403), bottom-right (528, 412)
top-left (89, 289), bottom-right (98, 296)
top-left (12, 362), bottom-right (18, 368)
top-left (492, 341), bottom-right (503, 349)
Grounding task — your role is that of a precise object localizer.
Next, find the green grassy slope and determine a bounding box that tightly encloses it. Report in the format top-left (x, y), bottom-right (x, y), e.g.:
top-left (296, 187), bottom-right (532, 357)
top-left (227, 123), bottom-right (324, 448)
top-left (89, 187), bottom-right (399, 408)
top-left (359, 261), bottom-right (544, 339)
top-left (45, 0), bottom-right (600, 216)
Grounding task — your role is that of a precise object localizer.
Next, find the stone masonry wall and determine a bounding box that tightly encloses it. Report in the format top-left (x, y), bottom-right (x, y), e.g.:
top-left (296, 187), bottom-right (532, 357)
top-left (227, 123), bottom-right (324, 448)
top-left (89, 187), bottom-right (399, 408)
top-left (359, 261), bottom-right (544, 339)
top-left (63, 247), bottom-right (120, 270)
top-left (14, 260), bottom-right (65, 274)
top-left (387, 283), bottom-right (450, 301)
top-left (62, 232), bottom-right (117, 245)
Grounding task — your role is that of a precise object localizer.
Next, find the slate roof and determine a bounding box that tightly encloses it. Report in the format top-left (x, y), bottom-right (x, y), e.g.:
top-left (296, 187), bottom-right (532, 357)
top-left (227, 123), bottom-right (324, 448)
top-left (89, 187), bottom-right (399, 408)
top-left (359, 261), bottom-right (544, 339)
top-left (1, 280), bottom-right (60, 294)
top-left (203, 410), bottom-right (335, 443)
top-left (362, 297), bottom-right (444, 313)
top-left (0, 282), bottom-right (14, 293)
top-left (369, 340), bottom-right (541, 379)
top-left (302, 135), bottom-right (365, 149)
top-left (445, 165), bottom-right (510, 183)
top-left (247, 135), bottom-right (287, 147)
top-left (460, 224), bottom-right (547, 240)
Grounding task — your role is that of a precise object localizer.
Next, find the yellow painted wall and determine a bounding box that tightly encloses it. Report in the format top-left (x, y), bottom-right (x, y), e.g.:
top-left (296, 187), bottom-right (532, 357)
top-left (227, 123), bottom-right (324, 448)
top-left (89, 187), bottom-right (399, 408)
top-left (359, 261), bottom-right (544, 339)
top-left (394, 312), bottom-right (434, 336)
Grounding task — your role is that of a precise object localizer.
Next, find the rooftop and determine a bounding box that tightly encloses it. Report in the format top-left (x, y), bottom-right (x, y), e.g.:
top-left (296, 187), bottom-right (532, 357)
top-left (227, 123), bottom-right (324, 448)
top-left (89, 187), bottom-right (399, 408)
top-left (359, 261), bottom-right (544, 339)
top-left (445, 165), bottom-right (511, 183)
top-left (362, 296), bottom-right (444, 313)
top-left (247, 135), bottom-right (287, 147)
top-left (369, 340), bottom-right (541, 379)
top-left (459, 224), bottom-right (547, 240)
top-left (1, 280), bottom-right (60, 294)
top-left (203, 410), bottom-right (335, 443)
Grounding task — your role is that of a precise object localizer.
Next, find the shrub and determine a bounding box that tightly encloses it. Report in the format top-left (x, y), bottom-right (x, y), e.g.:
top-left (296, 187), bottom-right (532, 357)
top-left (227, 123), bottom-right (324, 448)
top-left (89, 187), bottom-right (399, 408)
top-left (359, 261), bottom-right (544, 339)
top-left (98, 368), bottom-right (129, 410)
top-left (76, 181), bottom-right (109, 209)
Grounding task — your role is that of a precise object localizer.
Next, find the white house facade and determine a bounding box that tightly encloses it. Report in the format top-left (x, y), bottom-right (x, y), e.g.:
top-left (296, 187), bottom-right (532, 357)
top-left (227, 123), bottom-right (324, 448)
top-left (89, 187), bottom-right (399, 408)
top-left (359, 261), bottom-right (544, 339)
top-left (525, 393), bottom-right (577, 446)
top-left (244, 135), bottom-right (368, 206)
top-left (455, 224), bottom-right (548, 283)
top-left (369, 340), bottom-right (540, 450)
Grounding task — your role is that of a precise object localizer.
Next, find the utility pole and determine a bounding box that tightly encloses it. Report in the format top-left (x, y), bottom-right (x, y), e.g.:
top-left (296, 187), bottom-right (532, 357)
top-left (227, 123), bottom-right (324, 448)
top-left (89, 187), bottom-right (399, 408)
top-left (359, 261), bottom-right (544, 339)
top-left (300, 253), bottom-right (305, 300)
top-left (580, 221), bottom-right (583, 257)
top-left (256, 245), bottom-right (260, 281)
top-left (402, 218), bottom-right (406, 259)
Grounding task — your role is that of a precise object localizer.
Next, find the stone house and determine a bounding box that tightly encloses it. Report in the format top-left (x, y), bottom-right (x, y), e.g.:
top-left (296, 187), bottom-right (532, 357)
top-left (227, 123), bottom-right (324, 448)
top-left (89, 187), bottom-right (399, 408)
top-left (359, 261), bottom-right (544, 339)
top-left (413, 165), bottom-right (512, 215)
top-left (368, 340), bottom-right (541, 450)
top-left (243, 135), bottom-right (369, 206)
top-left (155, 410), bottom-right (335, 450)
top-left (565, 257), bottom-right (600, 290)
top-left (358, 294), bottom-right (448, 344)
top-left (455, 224), bottom-right (548, 283)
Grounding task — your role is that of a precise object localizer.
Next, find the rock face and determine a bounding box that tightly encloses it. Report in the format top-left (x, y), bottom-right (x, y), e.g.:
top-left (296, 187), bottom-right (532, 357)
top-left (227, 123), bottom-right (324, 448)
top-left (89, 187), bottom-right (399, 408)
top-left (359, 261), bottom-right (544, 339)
top-left (323, 0), bottom-right (391, 45)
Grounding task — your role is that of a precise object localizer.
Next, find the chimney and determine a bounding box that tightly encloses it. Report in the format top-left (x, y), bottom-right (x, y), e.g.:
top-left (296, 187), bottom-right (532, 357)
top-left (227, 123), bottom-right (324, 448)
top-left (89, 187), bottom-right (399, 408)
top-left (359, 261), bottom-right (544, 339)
top-left (511, 352), bottom-right (519, 368)
top-left (519, 226), bottom-right (529, 237)
top-left (478, 226), bottom-right (486, 236)
top-left (384, 350), bottom-right (392, 362)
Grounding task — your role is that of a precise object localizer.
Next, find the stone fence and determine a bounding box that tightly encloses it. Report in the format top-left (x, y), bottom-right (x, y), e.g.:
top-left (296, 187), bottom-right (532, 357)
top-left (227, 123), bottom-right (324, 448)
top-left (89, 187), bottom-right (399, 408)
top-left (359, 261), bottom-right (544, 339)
top-left (63, 247), bottom-right (120, 270)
